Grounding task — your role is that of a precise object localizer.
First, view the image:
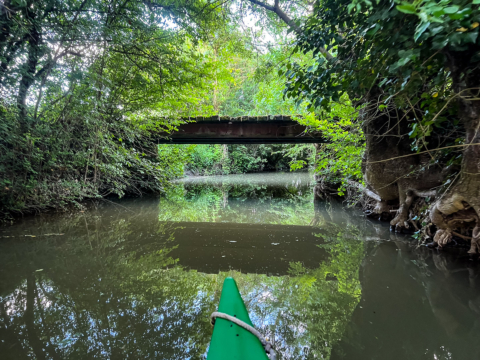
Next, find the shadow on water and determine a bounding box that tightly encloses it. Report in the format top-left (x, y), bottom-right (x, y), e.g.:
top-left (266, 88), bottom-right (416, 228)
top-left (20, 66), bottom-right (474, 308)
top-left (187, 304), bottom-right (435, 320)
top-left (0, 172), bottom-right (479, 359)
top-left (332, 238), bottom-right (480, 360)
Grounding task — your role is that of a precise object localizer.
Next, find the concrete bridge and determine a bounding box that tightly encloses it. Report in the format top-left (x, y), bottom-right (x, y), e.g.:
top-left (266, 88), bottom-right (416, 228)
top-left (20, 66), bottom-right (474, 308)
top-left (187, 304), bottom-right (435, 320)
top-left (157, 115), bottom-right (324, 144)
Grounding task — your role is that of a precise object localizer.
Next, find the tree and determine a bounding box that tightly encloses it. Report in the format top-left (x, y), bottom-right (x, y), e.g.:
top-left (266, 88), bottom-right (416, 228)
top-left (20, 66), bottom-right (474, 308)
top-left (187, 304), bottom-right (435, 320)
top-left (0, 0), bottom-right (225, 217)
top-left (282, 0), bottom-right (480, 251)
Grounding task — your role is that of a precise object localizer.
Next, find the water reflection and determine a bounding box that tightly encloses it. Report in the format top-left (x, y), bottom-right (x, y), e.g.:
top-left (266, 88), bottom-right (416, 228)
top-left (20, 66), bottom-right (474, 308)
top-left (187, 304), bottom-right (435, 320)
top-left (166, 172), bottom-right (317, 225)
top-left (0, 173), bottom-right (479, 360)
top-left (332, 238), bottom-right (480, 360)
top-left (0, 219), bottom-right (215, 359)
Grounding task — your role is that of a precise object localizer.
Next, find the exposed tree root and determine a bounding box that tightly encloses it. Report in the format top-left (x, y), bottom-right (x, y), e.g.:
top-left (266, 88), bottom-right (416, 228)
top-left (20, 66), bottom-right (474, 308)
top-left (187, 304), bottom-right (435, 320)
top-left (430, 176), bottom-right (480, 253)
top-left (469, 225), bottom-right (480, 254)
top-left (390, 189), bottom-right (416, 232)
top-left (434, 229), bottom-right (453, 248)
top-left (427, 53), bottom-right (480, 254)
top-left (430, 194), bottom-right (479, 252)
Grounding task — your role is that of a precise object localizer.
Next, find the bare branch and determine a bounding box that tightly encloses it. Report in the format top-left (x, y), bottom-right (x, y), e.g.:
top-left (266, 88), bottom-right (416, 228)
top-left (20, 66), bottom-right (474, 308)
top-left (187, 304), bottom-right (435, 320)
top-left (248, 0), bottom-right (274, 11)
top-left (245, 0), bottom-right (334, 61)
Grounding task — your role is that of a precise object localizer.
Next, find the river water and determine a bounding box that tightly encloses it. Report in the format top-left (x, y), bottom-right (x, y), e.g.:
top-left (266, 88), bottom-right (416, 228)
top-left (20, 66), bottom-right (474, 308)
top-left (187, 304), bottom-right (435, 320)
top-left (1, 172), bottom-right (479, 359)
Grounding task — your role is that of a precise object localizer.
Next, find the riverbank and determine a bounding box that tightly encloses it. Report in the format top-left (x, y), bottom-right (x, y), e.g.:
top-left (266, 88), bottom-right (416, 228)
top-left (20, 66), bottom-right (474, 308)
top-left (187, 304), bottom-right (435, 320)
top-left (0, 169), bottom-right (311, 223)
top-left (2, 169), bottom-right (477, 257)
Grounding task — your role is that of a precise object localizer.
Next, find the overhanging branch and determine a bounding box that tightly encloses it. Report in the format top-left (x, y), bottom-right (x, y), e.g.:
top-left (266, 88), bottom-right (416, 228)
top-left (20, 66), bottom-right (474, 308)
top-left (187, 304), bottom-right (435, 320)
top-left (245, 0), bottom-right (333, 61)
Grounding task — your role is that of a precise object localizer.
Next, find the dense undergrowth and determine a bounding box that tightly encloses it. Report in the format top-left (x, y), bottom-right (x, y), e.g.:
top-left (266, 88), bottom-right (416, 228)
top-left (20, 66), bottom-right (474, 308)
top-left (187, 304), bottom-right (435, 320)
top-left (0, 0), bottom-right (321, 220)
top-left (176, 143), bottom-right (312, 176)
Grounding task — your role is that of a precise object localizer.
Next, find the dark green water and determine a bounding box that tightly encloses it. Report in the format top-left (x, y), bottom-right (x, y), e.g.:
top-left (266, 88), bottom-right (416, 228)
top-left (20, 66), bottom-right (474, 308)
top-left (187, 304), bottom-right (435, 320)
top-left (1, 172), bottom-right (479, 359)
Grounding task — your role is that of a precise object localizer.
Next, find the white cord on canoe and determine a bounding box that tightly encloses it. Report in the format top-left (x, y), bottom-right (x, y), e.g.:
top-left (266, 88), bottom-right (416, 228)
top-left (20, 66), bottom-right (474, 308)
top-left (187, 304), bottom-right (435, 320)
top-left (210, 311), bottom-right (277, 360)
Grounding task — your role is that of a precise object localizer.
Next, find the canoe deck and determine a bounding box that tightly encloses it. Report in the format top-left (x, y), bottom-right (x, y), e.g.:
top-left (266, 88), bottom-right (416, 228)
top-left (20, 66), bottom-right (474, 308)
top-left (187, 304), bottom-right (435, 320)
top-left (206, 277), bottom-right (269, 360)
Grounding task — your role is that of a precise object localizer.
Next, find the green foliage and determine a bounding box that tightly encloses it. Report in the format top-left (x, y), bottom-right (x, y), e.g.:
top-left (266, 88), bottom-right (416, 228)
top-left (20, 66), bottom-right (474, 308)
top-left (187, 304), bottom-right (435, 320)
top-left (181, 143), bottom-right (311, 176)
top-left (0, 0), bottom-right (224, 218)
top-left (284, 0), bottom-right (479, 150)
top-left (158, 144), bottom-right (196, 178)
top-left (228, 145), bottom-right (269, 173)
top-left (159, 175), bottom-right (316, 224)
top-left (270, 0), bottom-right (480, 199)
top-left (295, 98), bottom-right (364, 195)
top-left (184, 39), bottom-right (318, 176)
top-left (185, 144), bottom-right (227, 175)
top-left (0, 0), bottom-right (325, 219)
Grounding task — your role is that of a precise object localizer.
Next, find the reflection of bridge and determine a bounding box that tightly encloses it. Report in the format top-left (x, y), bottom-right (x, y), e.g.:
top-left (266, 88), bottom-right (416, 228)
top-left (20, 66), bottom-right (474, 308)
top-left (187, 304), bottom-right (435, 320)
top-left (169, 222), bottom-right (327, 274)
top-left (157, 115), bottom-right (325, 144)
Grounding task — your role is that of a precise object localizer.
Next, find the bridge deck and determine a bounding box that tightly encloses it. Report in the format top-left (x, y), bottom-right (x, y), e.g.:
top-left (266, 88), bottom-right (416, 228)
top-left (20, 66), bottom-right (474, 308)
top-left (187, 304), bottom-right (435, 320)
top-left (156, 115), bottom-right (324, 144)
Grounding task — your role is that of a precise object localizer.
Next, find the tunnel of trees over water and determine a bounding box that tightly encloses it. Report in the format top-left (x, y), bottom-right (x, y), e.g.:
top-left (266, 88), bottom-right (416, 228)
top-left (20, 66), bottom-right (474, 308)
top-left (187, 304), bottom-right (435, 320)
top-left (1, 0), bottom-right (480, 253)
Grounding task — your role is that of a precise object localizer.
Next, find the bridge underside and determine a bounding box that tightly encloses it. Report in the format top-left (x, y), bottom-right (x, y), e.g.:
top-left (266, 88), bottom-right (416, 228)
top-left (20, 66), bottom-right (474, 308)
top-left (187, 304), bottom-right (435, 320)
top-left (156, 116), bottom-right (324, 144)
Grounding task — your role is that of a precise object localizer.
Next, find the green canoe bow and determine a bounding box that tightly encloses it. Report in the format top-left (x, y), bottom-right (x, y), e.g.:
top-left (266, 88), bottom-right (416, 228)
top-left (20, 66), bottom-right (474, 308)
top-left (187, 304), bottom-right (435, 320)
top-left (206, 277), bottom-right (270, 360)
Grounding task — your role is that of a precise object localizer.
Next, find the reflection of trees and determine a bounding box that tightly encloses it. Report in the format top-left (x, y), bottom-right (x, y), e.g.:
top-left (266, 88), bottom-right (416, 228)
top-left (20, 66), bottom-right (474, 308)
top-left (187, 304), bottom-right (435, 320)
top-left (212, 221), bottom-right (367, 360)
top-left (331, 231), bottom-right (480, 360)
top-left (0, 196), bottom-right (369, 360)
top-left (4, 199), bottom-right (480, 360)
top-left (158, 182), bottom-right (317, 225)
top-left (1, 176), bottom-right (384, 360)
top-left (3, 179), bottom-right (479, 360)
top-left (0, 212), bottom-right (216, 360)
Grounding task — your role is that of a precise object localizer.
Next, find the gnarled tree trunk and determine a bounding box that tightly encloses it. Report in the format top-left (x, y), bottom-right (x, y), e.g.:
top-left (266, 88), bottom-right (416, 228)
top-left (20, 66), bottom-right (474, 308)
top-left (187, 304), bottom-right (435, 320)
top-left (430, 96), bottom-right (480, 252)
top-left (361, 102), bottom-right (446, 231)
top-left (430, 50), bottom-right (480, 252)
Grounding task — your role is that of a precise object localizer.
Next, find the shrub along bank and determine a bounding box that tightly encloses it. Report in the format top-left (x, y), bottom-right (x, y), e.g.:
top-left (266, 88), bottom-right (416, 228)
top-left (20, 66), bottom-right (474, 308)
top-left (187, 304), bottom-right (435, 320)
top-left (183, 144), bottom-right (315, 176)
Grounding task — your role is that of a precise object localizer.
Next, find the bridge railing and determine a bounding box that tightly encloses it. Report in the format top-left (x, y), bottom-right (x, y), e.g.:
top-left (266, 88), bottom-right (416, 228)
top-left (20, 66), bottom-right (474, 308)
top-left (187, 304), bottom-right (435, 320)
top-left (179, 115), bottom-right (297, 123)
